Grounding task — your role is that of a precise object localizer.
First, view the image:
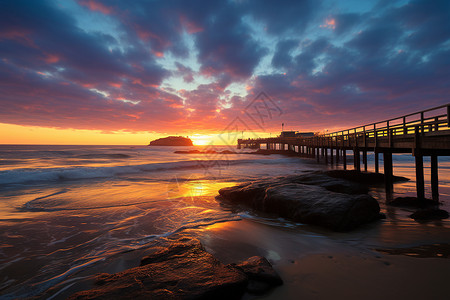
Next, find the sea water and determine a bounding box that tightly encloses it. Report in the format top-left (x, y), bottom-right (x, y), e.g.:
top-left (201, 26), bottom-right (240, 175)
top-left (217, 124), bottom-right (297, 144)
top-left (0, 145), bottom-right (449, 298)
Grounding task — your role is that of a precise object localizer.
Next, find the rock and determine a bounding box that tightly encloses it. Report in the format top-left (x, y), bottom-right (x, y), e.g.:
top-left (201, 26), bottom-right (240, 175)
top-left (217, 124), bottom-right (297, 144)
top-left (69, 239), bottom-right (248, 300)
top-left (220, 150), bottom-right (236, 154)
top-left (174, 150), bottom-right (201, 154)
top-left (230, 256), bottom-right (282, 295)
top-left (149, 136), bottom-right (193, 146)
top-left (376, 244), bottom-right (450, 258)
top-left (217, 171), bottom-right (382, 231)
top-left (388, 197), bottom-right (438, 208)
top-left (325, 170), bottom-right (409, 185)
top-left (410, 208), bottom-right (449, 220)
top-left (288, 172), bottom-right (369, 194)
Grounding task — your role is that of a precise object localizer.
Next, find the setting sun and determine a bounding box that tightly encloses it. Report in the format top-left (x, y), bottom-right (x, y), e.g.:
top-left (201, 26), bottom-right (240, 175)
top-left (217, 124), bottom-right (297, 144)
top-left (190, 134), bottom-right (212, 146)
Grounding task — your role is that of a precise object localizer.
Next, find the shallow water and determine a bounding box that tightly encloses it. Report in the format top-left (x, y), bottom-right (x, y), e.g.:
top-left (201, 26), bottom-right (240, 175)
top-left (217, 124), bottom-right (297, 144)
top-left (0, 145), bottom-right (449, 299)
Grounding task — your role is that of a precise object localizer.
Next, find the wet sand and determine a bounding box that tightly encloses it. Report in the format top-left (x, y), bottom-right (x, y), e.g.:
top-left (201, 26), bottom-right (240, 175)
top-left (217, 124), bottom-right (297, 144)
top-left (38, 211), bottom-right (450, 299)
top-left (196, 218), bottom-right (450, 300)
top-left (9, 183), bottom-right (450, 300)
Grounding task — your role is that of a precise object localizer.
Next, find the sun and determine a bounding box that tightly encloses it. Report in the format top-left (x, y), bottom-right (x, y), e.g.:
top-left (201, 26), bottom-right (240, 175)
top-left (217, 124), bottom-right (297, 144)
top-left (190, 134), bottom-right (212, 146)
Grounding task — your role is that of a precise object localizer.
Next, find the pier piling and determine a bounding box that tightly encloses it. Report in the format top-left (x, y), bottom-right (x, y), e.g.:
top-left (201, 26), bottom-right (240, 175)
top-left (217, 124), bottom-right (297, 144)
top-left (431, 154), bottom-right (439, 202)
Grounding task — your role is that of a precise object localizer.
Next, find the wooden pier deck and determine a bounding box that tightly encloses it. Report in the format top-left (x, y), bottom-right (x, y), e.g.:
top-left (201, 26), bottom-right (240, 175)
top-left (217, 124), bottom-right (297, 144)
top-left (238, 103), bottom-right (450, 202)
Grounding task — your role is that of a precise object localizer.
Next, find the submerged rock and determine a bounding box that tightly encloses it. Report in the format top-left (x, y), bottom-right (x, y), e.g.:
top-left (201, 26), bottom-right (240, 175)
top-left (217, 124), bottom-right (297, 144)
top-left (325, 170), bottom-right (409, 185)
top-left (230, 256), bottom-right (283, 295)
top-left (217, 171), bottom-right (382, 231)
top-left (388, 196), bottom-right (438, 208)
top-left (376, 244), bottom-right (450, 258)
top-left (410, 208), bottom-right (449, 220)
top-left (69, 239), bottom-right (248, 300)
top-left (69, 240), bottom-right (283, 299)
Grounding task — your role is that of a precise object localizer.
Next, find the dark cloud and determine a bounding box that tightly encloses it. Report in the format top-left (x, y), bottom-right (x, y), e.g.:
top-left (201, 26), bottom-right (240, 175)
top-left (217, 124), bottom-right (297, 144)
top-left (0, 0), bottom-right (449, 134)
top-left (247, 0), bottom-right (322, 34)
top-left (251, 0), bottom-right (450, 131)
top-left (271, 39), bottom-right (299, 69)
top-left (334, 13), bottom-right (361, 35)
top-left (192, 2), bottom-right (268, 79)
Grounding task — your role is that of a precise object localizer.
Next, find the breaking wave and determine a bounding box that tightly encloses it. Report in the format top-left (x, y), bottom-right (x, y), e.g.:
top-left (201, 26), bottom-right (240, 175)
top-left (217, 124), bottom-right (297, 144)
top-left (0, 158), bottom-right (292, 185)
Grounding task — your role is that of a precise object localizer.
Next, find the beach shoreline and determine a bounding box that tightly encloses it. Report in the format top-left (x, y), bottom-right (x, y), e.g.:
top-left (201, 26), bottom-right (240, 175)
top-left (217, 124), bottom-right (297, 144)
top-left (1, 145), bottom-right (450, 299)
top-left (42, 214), bottom-right (450, 299)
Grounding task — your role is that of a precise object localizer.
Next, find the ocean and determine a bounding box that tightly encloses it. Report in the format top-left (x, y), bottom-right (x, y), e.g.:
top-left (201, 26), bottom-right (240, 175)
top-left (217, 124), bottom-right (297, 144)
top-left (1, 145), bottom-right (450, 299)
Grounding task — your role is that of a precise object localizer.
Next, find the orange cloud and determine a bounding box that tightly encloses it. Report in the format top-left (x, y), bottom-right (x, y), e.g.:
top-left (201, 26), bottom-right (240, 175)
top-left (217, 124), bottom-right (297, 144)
top-left (180, 15), bottom-right (203, 34)
top-left (320, 18), bottom-right (336, 30)
top-left (109, 82), bottom-right (122, 88)
top-left (153, 51), bottom-right (164, 57)
top-left (45, 54), bottom-right (60, 63)
top-left (78, 0), bottom-right (113, 14)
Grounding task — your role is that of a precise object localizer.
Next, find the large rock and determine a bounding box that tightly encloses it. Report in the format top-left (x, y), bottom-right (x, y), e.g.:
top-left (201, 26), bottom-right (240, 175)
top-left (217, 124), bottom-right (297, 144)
top-left (217, 171), bottom-right (382, 231)
top-left (69, 239), bottom-right (248, 300)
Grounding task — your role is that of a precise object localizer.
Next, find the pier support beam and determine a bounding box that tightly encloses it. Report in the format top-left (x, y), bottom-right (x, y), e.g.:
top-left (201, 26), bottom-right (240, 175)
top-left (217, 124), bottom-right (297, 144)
top-left (354, 148), bottom-right (361, 172)
top-left (374, 150), bottom-right (379, 173)
top-left (325, 147), bottom-right (328, 164)
top-left (363, 150), bottom-right (367, 172)
top-left (431, 155), bottom-right (439, 202)
top-left (415, 153), bottom-right (425, 201)
top-left (343, 150), bottom-right (347, 170)
top-left (383, 152), bottom-right (393, 201)
top-left (330, 148), bottom-right (334, 165)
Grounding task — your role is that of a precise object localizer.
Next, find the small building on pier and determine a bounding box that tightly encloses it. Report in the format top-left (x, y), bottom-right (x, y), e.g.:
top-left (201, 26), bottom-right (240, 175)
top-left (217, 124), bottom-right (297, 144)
top-left (280, 131), bottom-right (315, 138)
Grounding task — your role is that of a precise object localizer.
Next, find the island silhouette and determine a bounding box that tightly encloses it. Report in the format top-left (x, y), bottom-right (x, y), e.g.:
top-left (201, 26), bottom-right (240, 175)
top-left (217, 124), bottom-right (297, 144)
top-left (149, 136), bottom-right (193, 146)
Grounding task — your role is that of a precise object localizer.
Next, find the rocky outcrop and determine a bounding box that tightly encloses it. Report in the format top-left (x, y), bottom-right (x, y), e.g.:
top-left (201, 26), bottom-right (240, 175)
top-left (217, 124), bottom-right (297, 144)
top-left (230, 256), bottom-right (283, 295)
top-left (217, 171), bottom-right (383, 231)
top-left (69, 239), bottom-right (281, 299)
top-left (149, 136), bottom-right (193, 146)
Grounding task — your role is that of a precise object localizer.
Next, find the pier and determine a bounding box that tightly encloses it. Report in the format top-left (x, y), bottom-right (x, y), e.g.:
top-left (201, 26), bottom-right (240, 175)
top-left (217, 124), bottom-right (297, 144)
top-left (238, 103), bottom-right (450, 202)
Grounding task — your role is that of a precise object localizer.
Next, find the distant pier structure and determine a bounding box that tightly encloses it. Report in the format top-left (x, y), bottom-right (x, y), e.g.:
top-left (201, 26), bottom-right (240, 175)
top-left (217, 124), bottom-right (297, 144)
top-left (238, 103), bottom-right (450, 202)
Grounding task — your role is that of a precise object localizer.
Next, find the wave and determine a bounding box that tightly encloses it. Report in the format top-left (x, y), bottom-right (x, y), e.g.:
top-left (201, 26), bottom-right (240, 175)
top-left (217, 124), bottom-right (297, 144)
top-left (75, 154), bottom-right (131, 159)
top-left (1, 215), bottom-right (241, 300)
top-left (0, 158), bottom-right (279, 185)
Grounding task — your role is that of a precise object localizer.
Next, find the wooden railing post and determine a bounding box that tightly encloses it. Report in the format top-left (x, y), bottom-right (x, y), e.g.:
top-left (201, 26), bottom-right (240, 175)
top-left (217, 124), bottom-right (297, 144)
top-left (374, 124), bottom-right (378, 148)
top-left (389, 128), bottom-right (393, 147)
top-left (447, 105), bottom-right (450, 127)
top-left (363, 126), bottom-right (366, 148)
top-left (414, 126), bottom-right (425, 201)
top-left (403, 116), bottom-right (407, 135)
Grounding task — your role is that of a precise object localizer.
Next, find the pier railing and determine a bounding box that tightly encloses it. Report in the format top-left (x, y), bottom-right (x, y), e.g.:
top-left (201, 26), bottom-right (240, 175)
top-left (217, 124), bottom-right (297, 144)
top-left (320, 103), bottom-right (450, 143)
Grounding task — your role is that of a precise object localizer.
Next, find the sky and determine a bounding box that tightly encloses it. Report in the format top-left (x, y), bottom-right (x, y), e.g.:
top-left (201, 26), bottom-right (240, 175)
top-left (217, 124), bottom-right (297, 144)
top-left (0, 0), bottom-right (449, 145)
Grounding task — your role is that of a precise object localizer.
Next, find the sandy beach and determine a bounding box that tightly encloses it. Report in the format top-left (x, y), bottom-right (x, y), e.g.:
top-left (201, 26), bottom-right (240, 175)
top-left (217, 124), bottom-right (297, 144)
top-left (33, 189), bottom-right (450, 300)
